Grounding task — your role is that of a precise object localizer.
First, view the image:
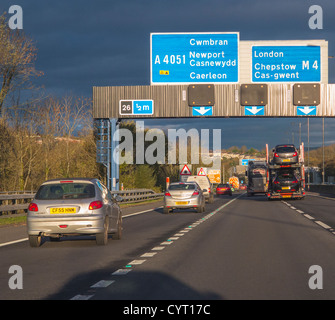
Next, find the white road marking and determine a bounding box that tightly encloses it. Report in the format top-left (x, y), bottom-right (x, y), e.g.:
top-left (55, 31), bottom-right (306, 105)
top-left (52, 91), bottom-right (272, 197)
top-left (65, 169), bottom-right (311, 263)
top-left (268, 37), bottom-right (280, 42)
top-left (70, 294), bottom-right (94, 300)
top-left (304, 214), bottom-right (315, 220)
top-left (151, 246), bottom-right (165, 251)
top-left (128, 259), bottom-right (146, 265)
top-left (296, 210), bottom-right (304, 214)
top-left (0, 238), bottom-right (28, 248)
top-left (141, 252), bottom-right (157, 258)
top-left (315, 221), bottom-right (331, 229)
top-left (91, 280), bottom-right (114, 288)
top-left (123, 206), bottom-right (163, 218)
top-left (112, 269), bottom-right (132, 275)
top-left (160, 241), bottom-right (173, 245)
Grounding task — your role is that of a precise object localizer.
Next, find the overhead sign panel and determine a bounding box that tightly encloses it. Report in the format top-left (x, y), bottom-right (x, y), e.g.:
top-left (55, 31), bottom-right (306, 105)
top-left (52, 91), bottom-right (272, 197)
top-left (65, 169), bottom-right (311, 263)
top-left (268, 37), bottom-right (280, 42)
top-left (151, 32), bottom-right (239, 84)
top-left (119, 100), bottom-right (154, 116)
top-left (252, 46), bottom-right (321, 83)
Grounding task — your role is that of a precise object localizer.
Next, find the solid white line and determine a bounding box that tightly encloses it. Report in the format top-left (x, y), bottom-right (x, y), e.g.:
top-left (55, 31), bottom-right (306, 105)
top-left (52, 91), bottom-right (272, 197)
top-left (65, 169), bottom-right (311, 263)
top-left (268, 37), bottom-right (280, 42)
top-left (123, 206), bottom-right (163, 218)
top-left (0, 238), bottom-right (28, 248)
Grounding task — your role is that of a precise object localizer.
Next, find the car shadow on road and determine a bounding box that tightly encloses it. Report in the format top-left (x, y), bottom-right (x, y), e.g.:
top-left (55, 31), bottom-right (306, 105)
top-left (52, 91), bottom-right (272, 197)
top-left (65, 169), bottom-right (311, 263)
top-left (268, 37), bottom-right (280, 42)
top-left (46, 269), bottom-right (222, 300)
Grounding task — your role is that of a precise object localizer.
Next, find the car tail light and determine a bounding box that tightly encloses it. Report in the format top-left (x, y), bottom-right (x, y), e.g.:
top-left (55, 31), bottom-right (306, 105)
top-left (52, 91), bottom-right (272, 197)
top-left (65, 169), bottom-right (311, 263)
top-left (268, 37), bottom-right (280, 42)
top-left (28, 203), bottom-right (38, 212)
top-left (89, 201), bottom-right (103, 210)
top-left (292, 180), bottom-right (298, 184)
top-left (274, 153), bottom-right (279, 157)
top-left (293, 152), bottom-right (297, 157)
top-left (208, 188), bottom-right (211, 193)
top-left (274, 181), bottom-right (280, 184)
top-left (192, 191), bottom-right (200, 196)
top-left (165, 192), bottom-right (171, 197)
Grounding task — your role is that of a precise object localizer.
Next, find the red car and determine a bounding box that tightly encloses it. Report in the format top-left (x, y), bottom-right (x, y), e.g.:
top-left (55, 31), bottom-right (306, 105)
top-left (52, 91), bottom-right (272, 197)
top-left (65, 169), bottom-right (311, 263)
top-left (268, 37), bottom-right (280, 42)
top-left (240, 184), bottom-right (247, 190)
top-left (216, 184), bottom-right (232, 196)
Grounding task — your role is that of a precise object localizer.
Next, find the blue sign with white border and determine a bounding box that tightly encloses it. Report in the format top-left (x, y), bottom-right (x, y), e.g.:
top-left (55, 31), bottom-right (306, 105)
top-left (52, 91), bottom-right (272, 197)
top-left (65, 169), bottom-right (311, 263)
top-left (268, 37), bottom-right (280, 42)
top-left (252, 46), bottom-right (321, 83)
top-left (119, 100), bottom-right (154, 116)
top-left (297, 106), bottom-right (317, 116)
top-left (192, 106), bottom-right (213, 116)
top-left (151, 32), bottom-right (239, 84)
top-left (244, 106), bottom-right (265, 116)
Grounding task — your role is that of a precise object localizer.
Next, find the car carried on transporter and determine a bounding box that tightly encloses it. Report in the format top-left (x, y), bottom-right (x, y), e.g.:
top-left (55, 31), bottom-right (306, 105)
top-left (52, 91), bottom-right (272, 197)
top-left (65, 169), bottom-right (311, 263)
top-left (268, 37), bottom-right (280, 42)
top-left (27, 178), bottom-right (123, 247)
top-left (266, 143), bottom-right (305, 200)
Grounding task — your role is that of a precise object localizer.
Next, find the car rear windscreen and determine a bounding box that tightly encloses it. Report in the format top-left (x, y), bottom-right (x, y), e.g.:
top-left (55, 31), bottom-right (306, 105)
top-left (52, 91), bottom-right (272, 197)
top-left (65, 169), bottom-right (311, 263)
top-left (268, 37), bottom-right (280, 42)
top-left (276, 147), bottom-right (296, 153)
top-left (277, 172), bottom-right (295, 180)
top-left (35, 183), bottom-right (95, 200)
top-left (169, 184), bottom-right (196, 190)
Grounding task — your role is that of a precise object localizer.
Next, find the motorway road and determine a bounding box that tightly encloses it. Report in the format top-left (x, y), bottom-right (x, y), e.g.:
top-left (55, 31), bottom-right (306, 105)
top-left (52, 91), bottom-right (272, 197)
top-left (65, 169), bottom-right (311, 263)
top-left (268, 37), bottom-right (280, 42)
top-left (1, 192), bottom-right (335, 300)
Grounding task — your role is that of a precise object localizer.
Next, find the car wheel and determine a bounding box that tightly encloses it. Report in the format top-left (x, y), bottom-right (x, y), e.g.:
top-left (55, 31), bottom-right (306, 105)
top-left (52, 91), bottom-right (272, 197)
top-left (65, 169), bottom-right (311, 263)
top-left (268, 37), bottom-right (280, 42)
top-left (208, 195), bottom-right (214, 204)
top-left (196, 206), bottom-right (202, 213)
top-left (163, 207), bottom-right (170, 214)
top-left (112, 215), bottom-right (122, 240)
top-left (96, 217), bottom-right (109, 245)
top-left (29, 235), bottom-right (42, 247)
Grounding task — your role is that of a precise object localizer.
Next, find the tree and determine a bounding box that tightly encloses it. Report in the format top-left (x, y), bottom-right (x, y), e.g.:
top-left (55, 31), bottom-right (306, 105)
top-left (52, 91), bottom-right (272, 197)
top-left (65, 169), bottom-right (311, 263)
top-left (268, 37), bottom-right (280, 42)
top-left (0, 13), bottom-right (42, 115)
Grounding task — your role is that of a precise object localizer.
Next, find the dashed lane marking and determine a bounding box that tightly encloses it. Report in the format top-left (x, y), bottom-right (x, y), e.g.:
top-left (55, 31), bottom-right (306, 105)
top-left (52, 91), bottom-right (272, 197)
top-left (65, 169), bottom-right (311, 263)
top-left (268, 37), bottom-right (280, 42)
top-left (315, 221), bottom-right (332, 229)
top-left (91, 280), bottom-right (115, 288)
top-left (304, 214), bottom-right (315, 220)
top-left (69, 194), bottom-right (244, 300)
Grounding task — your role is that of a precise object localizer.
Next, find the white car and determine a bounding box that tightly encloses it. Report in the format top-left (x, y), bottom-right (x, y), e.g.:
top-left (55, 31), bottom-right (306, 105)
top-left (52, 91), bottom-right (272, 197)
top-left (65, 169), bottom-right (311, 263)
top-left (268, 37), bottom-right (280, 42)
top-left (164, 182), bottom-right (205, 214)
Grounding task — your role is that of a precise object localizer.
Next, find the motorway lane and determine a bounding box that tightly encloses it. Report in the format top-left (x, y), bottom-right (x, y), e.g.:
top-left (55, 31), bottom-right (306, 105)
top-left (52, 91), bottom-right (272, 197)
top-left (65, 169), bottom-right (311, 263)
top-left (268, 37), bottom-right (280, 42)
top-left (91, 193), bottom-right (335, 300)
top-left (0, 196), bottom-right (232, 300)
top-left (283, 194), bottom-right (335, 232)
top-left (2, 192), bottom-right (335, 300)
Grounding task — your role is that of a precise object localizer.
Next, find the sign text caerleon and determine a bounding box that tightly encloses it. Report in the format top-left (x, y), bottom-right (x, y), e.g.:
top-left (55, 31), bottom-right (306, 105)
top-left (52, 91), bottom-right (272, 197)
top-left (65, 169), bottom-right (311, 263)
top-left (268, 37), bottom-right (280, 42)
top-left (151, 32), bottom-right (239, 84)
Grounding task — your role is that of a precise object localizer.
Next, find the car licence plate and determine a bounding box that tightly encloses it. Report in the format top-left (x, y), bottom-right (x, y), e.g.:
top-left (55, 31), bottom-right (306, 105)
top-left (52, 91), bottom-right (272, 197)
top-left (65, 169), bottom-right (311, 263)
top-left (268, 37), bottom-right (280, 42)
top-left (50, 207), bottom-right (76, 214)
top-left (282, 187), bottom-right (290, 190)
top-left (282, 195), bottom-right (291, 198)
top-left (282, 159), bottom-right (290, 162)
top-left (175, 201), bottom-right (188, 205)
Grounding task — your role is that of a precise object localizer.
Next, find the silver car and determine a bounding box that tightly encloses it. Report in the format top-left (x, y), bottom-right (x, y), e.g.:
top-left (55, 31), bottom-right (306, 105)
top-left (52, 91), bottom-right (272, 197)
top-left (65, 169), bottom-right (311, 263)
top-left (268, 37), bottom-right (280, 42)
top-left (272, 144), bottom-right (299, 165)
top-left (27, 178), bottom-right (122, 247)
top-left (163, 182), bottom-right (205, 214)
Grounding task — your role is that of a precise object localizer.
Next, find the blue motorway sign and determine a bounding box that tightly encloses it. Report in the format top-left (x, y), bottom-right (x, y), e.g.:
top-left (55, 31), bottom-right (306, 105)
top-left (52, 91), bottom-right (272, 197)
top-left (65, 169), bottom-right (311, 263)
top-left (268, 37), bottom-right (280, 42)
top-left (241, 159), bottom-right (255, 166)
top-left (192, 106), bottom-right (213, 116)
top-left (151, 32), bottom-right (239, 84)
top-left (119, 100), bottom-right (154, 116)
top-left (252, 46), bottom-right (321, 82)
top-left (244, 106), bottom-right (265, 116)
top-left (297, 106), bottom-right (317, 116)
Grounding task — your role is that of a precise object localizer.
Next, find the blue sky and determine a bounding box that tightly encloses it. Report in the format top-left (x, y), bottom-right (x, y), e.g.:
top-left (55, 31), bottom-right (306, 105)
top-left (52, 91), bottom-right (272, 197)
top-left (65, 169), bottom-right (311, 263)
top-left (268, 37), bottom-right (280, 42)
top-left (1, 0), bottom-right (335, 149)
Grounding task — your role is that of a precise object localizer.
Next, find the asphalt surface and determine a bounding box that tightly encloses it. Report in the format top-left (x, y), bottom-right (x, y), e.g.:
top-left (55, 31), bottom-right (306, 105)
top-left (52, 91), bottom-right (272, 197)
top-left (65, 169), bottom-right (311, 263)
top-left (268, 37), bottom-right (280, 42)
top-left (1, 192), bottom-right (335, 300)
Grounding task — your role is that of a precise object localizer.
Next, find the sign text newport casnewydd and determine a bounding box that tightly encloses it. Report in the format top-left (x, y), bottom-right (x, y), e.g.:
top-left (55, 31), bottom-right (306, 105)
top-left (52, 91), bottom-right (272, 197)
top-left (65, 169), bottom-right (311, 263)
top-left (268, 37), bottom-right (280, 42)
top-left (151, 32), bottom-right (239, 84)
